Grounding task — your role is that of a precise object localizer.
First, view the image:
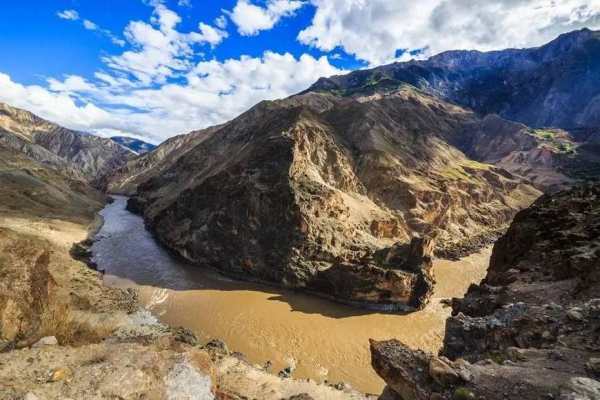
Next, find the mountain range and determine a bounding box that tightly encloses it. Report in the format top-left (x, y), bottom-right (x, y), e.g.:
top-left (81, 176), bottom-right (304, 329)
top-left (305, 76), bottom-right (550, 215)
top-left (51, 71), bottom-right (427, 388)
top-left (1, 27), bottom-right (600, 400)
top-left (1, 29), bottom-right (599, 309)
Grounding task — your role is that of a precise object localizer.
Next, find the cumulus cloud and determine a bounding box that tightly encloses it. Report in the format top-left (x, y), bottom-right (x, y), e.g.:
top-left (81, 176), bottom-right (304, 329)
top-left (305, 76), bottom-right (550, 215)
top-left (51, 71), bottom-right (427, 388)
top-left (104, 4), bottom-right (228, 85)
top-left (0, 73), bottom-right (112, 132)
top-left (191, 23), bottom-right (228, 47)
top-left (299, 0), bottom-right (600, 65)
top-left (228, 0), bottom-right (304, 36)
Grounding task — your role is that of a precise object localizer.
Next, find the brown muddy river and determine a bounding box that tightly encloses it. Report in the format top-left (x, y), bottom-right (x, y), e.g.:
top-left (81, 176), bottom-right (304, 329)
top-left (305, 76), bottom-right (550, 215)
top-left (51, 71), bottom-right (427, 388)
top-left (93, 196), bottom-right (490, 394)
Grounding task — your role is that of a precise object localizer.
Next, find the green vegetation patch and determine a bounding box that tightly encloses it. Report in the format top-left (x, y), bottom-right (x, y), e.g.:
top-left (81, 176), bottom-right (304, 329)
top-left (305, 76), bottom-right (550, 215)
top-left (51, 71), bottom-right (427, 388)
top-left (528, 129), bottom-right (578, 155)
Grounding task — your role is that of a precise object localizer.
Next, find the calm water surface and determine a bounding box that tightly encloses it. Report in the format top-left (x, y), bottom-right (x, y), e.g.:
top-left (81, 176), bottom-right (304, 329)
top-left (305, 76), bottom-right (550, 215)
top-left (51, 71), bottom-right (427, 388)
top-left (92, 196), bottom-right (490, 394)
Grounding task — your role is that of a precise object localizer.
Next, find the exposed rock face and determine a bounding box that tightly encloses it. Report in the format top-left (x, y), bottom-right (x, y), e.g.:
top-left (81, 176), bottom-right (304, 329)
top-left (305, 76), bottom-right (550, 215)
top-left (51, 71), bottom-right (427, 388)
top-left (0, 102), bottom-right (131, 182)
top-left (445, 185), bottom-right (600, 361)
top-left (122, 87), bottom-right (539, 309)
top-left (370, 185), bottom-right (600, 400)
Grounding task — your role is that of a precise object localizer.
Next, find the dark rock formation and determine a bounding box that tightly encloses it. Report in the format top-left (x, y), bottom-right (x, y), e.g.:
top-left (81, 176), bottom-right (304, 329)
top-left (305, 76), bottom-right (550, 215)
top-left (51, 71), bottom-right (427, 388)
top-left (370, 185), bottom-right (600, 399)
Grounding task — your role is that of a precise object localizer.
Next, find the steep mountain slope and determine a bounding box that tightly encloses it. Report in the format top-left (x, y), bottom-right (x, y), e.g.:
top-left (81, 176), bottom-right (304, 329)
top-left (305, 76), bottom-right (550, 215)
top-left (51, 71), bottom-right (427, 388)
top-left (371, 185), bottom-right (600, 400)
top-left (110, 136), bottom-right (156, 154)
top-left (309, 28), bottom-right (600, 131)
top-left (124, 87), bottom-right (539, 309)
top-left (0, 102), bottom-right (131, 182)
top-left (105, 125), bottom-right (223, 195)
top-left (308, 29), bottom-right (600, 188)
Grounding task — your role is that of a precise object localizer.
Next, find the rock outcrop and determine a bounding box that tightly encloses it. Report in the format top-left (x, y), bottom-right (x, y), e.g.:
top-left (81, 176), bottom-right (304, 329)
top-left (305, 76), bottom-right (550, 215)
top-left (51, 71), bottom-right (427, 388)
top-left (121, 87), bottom-right (539, 310)
top-left (371, 185), bottom-right (600, 400)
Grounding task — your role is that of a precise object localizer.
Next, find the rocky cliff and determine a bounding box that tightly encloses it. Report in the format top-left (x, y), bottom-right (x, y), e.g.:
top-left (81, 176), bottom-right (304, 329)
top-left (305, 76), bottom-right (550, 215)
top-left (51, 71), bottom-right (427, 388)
top-left (371, 185), bottom-right (600, 400)
top-left (0, 102), bottom-right (131, 182)
top-left (123, 87), bottom-right (539, 310)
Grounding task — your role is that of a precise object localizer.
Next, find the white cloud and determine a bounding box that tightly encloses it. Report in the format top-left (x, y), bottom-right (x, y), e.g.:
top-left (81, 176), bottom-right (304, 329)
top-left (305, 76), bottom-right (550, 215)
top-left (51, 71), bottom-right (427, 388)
top-left (57, 9), bottom-right (125, 47)
top-left (228, 0), bottom-right (304, 36)
top-left (104, 4), bottom-right (228, 85)
top-left (178, 0), bottom-right (192, 7)
top-left (191, 23), bottom-right (228, 47)
top-left (83, 19), bottom-right (98, 30)
top-left (57, 9), bottom-right (79, 20)
top-left (215, 15), bottom-right (228, 29)
top-left (0, 73), bottom-right (111, 132)
top-left (299, 0), bottom-right (600, 65)
top-left (0, 51), bottom-right (341, 143)
top-left (47, 75), bottom-right (96, 93)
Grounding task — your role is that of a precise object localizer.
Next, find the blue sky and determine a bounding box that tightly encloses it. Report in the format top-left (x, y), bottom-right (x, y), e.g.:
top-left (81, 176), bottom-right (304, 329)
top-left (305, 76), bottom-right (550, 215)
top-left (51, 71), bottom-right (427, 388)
top-left (0, 1), bottom-right (364, 86)
top-left (1, 0), bottom-right (599, 143)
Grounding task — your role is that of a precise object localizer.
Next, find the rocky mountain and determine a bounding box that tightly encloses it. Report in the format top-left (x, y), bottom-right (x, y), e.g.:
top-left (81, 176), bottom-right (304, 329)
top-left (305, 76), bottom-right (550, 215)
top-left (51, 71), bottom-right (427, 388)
top-left (111, 136), bottom-right (156, 155)
top-left (309, 29), bottom-right (600, 188)
top-left (309, 28), bottom-right (600, 131)
top-left (120, 86), bottom-right (539, 309)
top-left (371, 184), bottom-right (600, 400)
top-left (0, 102), bottom-right (132, 182)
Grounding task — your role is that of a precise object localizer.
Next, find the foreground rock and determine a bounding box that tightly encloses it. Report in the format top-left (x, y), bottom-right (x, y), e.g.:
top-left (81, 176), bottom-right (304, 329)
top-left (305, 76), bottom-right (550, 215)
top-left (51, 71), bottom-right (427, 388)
top-left (116, 87), bottom-right (538, 310)
top-left (371, 185), bottom-right (600, 399)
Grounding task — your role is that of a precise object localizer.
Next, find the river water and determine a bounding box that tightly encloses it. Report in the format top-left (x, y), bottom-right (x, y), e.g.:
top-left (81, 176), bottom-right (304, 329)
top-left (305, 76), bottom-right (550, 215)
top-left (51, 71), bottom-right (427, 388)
top-left (92, 196), bottom-right (490, 394)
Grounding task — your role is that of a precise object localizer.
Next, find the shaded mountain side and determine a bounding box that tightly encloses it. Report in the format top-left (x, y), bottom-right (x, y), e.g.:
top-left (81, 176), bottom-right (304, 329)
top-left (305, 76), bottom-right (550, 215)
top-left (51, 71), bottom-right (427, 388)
top-left (370, 185), bottom-right (600, 400)
top-left (110, 136), bottom-right (156, 154)
top-left (124, 88), bottom-right (539, 309)
top-left (0, 102), bottom-right (131, 182)
top-left (0, 129), bottom-right (84, 181)
top-left (457, 115), bottom-right (600, 191)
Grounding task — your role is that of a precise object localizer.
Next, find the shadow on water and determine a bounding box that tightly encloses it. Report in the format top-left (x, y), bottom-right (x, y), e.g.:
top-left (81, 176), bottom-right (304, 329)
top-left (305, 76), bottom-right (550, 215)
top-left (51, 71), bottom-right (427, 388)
top-left (91, 195), bottom-right (380, 319)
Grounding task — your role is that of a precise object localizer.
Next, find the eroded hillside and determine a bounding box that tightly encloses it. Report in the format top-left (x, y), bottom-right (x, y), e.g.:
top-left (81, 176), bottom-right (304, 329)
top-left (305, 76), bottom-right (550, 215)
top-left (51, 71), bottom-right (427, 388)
top-left (118, 87), bottom-right (540, 309)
